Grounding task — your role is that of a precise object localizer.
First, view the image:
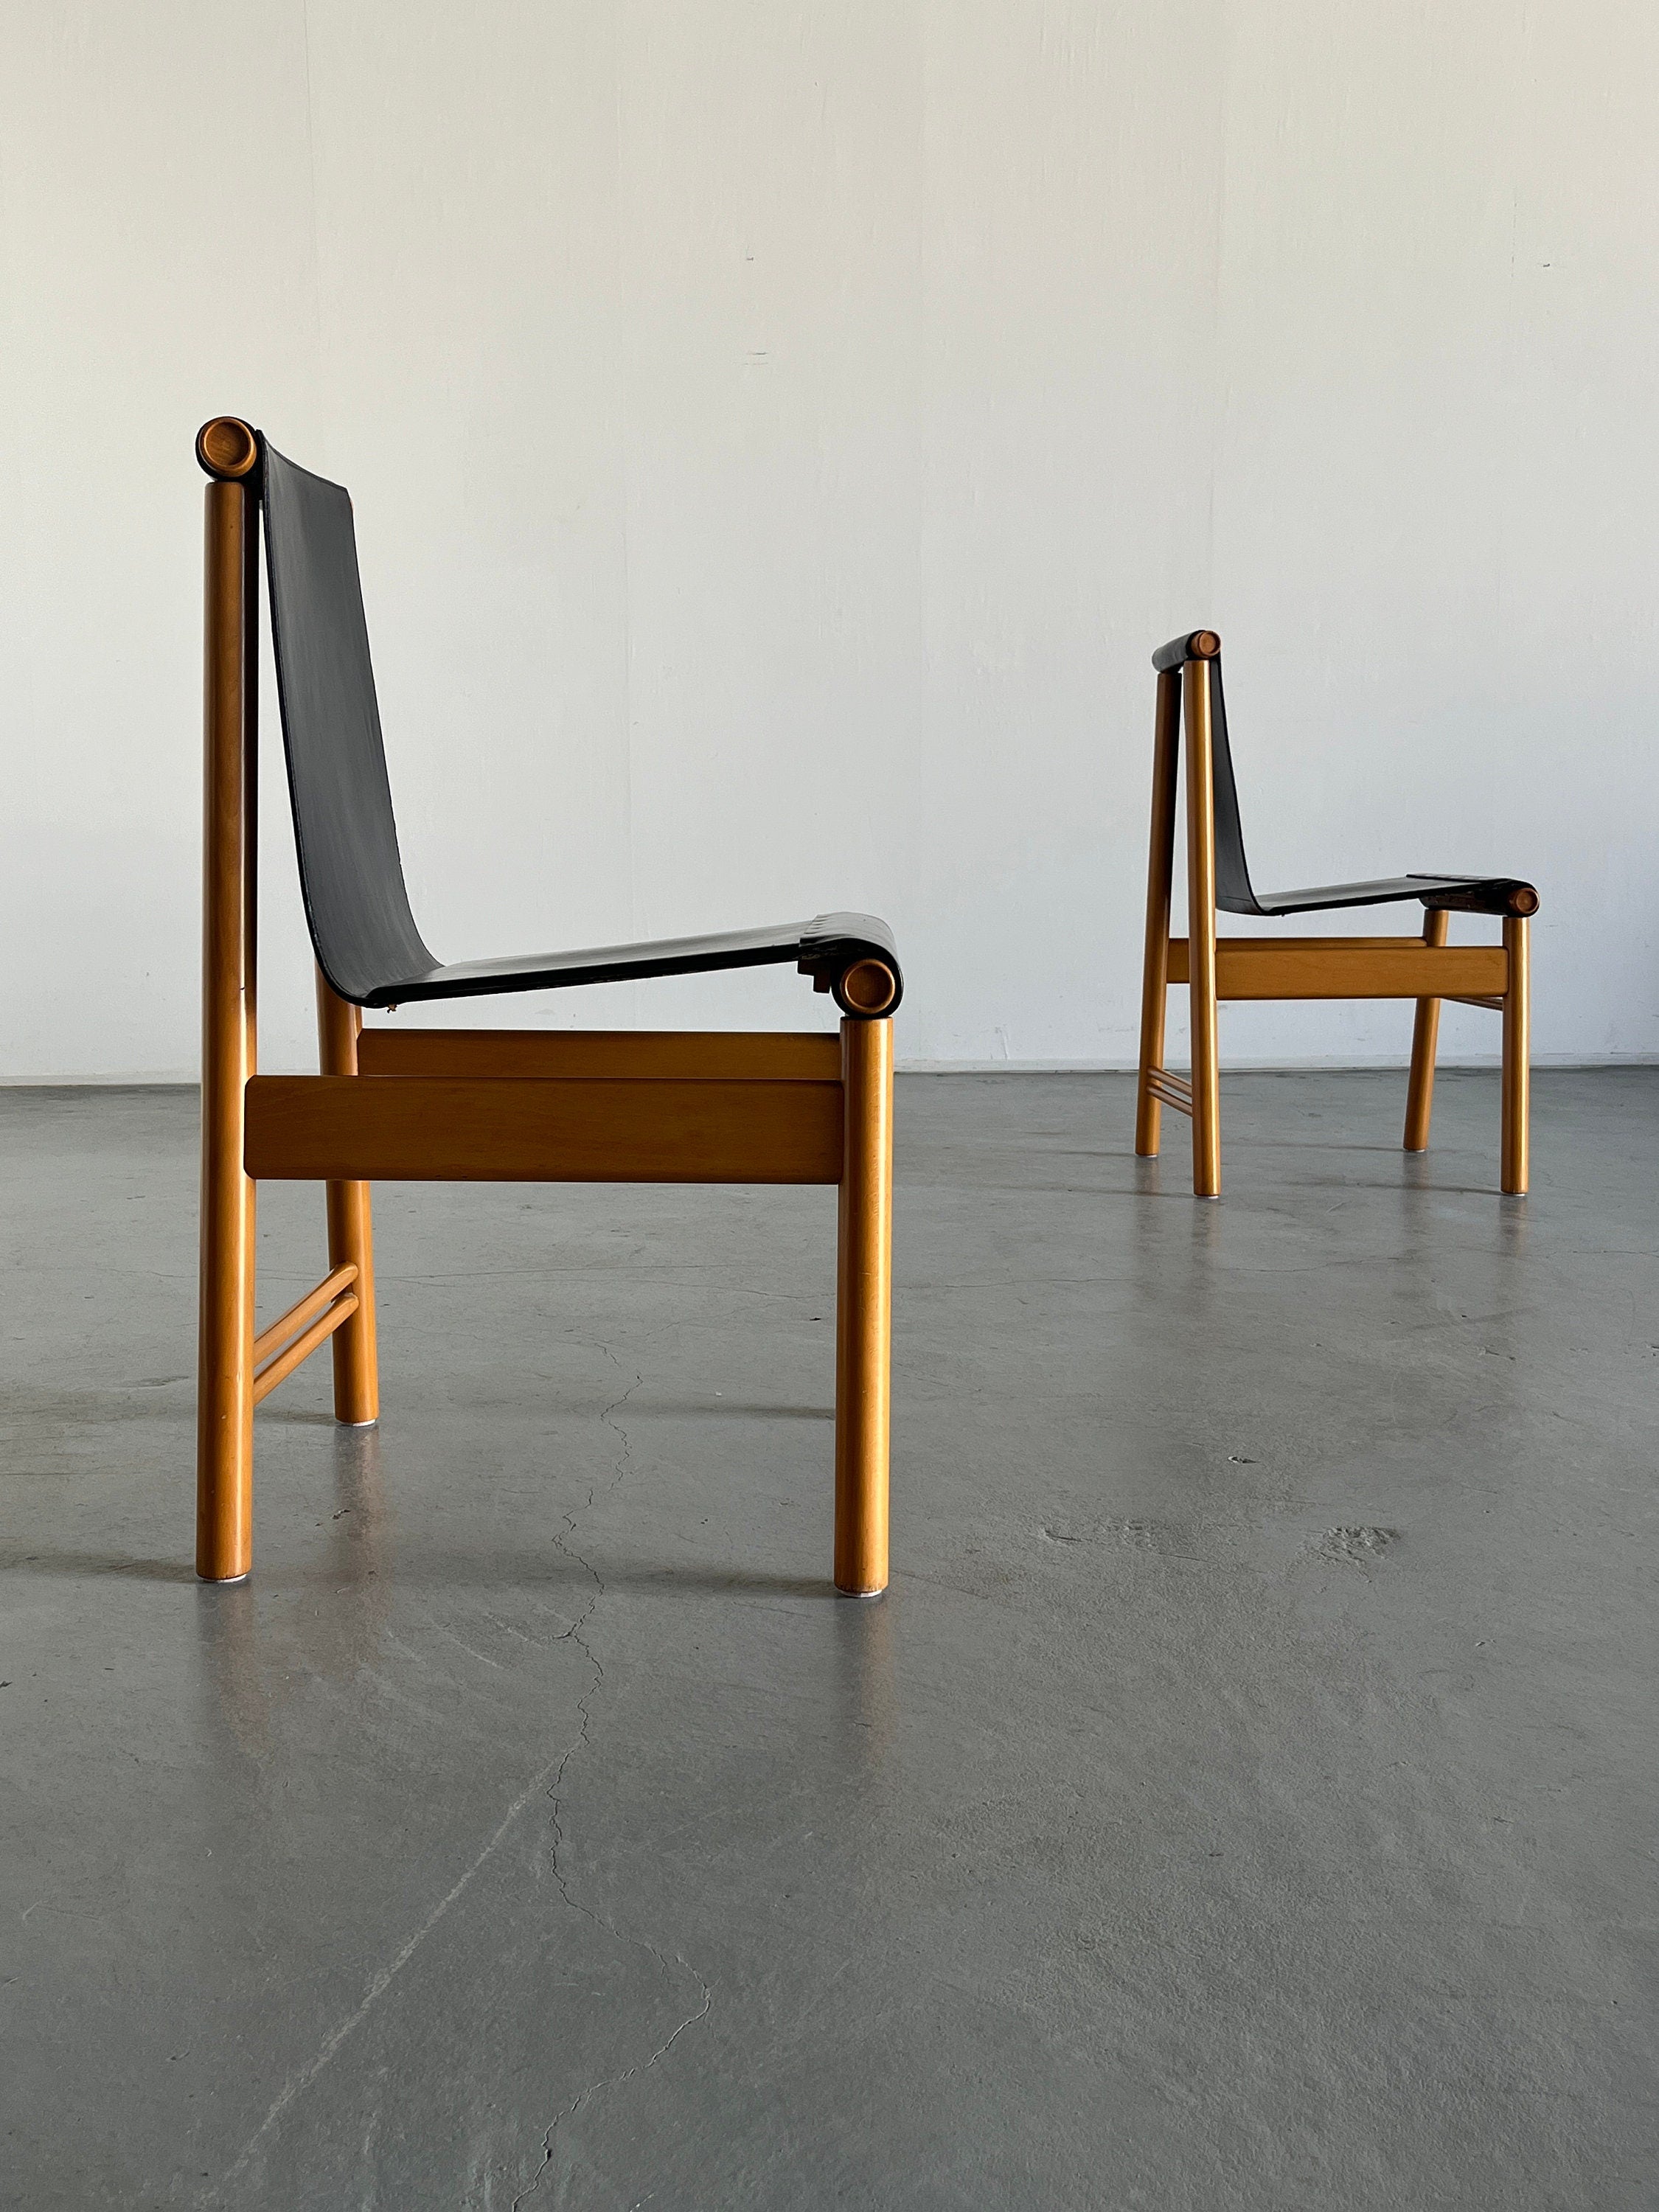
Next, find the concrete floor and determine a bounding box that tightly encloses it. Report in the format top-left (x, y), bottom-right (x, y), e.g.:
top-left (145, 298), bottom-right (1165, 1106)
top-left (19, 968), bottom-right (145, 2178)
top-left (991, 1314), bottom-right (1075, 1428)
top-left (1, 1070), bottom-right (1655, 2210)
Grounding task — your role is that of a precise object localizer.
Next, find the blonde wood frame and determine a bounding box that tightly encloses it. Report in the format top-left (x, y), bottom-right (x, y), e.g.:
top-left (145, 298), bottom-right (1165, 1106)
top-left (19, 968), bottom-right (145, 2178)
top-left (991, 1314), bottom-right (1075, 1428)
top-left (195, 421), bottom-right (892, 1597)
top-left (1134, 658), bottom-right (1531, 1200)
top-left (195, 473), bottom-right (257, 1579)
top-left (254, 1290), bottom-right (360, 1405)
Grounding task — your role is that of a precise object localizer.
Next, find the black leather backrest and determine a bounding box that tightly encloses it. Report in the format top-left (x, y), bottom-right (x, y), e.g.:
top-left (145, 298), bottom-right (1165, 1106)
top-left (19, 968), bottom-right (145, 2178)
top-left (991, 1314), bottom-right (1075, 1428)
top-left (1207, 659), bottom-right (1261, 916)
top-left (261, 442), bottom-right (436, 1002)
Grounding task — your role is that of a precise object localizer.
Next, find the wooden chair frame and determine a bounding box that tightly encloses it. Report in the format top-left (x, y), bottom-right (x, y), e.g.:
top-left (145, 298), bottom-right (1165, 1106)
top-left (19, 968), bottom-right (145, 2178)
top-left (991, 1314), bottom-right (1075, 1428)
top-left (1134, 638), bottom-right (1533, 1198)
top-left (195, 423), bottom-right (892, 1595)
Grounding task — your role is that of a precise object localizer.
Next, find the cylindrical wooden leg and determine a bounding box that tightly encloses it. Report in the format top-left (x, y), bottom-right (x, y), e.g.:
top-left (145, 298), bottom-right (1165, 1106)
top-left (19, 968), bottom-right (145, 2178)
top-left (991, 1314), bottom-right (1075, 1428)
top-left (1404, 906), bottom-right (1450, 1152)
top-left (1501, 916), bottom-right (1530, 1195)
top-left (316, 970), bottom-right (380, 1424)
top-left (1135, 670), bottom-right (1180, 1157)
top-left (835, 1012), bottom-right (893, 1596)
top-left (1183, 661), bottom-right (1221, 1196)
top-left (197, 474), bottom-right (258, 1581)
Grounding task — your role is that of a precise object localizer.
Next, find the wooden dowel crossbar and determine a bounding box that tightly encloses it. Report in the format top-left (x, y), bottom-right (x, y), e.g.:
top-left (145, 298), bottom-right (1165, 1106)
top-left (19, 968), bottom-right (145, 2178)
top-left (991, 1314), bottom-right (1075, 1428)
top-left (253, 1264), bottom-right (358, 1367)
top-left (1145, 1068), bottom-right (1194, 1117)
top-left (253, 1292), bottom-right (361, 1405)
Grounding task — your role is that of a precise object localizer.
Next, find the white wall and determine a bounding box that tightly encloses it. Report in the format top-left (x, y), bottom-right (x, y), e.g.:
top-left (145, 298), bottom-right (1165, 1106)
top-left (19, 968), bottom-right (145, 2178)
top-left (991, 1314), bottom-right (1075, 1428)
top-left (2, 1), bottom-right (1655, 1079)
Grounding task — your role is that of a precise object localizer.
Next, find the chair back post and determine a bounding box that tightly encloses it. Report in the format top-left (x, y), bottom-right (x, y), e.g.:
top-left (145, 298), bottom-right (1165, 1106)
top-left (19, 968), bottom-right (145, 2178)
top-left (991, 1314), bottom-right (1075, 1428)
top-left (1135, 669), bottom-right (1181, 1157)
top-left (315, 970), bottom-right (380, 1422)
top-left (195, 418), bottom-right (262, 1579)
top-left (1182, 658), bottom-right (1222, 1195)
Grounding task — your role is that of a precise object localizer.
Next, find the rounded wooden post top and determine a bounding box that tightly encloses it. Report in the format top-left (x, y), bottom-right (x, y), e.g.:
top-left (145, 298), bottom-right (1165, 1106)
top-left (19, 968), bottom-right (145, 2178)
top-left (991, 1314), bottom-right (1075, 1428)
top-left (197, 417), bottom-right (260, 481)
top-left (836, 959), bottom-right (898, 1018)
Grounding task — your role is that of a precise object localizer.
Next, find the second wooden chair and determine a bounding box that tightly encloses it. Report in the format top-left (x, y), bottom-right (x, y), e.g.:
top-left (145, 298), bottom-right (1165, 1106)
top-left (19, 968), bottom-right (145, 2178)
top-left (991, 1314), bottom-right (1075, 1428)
top-left (1135, 630), bottom-right (1537, 1197)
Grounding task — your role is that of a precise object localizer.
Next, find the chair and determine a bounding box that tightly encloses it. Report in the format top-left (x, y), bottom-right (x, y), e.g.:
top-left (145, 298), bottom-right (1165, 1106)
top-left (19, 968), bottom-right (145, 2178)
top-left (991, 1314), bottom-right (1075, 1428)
top-left (1135, 630), bottom-right (1537, 1197)
top-left (192, 417), bottom-right (900, 1594)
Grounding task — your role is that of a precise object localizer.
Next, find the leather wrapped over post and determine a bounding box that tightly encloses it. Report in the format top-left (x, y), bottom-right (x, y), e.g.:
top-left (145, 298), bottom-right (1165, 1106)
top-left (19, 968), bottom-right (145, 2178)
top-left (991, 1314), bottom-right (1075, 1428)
top-left (196, 417), bottom-right (260, 482)
top-left (797, 914), bottom-right (902, 1018)
top-left (1416, 877), bottom-right (1540, 919)
top-left (1152, 630), bottom-right (1221, 672)
top-left (353, 911), bottom-right (904, 1018)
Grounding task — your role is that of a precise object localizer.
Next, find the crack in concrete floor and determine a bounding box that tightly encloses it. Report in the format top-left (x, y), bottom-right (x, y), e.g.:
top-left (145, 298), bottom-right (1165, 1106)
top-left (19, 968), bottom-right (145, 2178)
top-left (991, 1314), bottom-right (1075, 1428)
top-left (205, 1350), bottom-right (712, 2211)
top-left (512, 1351), bottom-right (714, 2208)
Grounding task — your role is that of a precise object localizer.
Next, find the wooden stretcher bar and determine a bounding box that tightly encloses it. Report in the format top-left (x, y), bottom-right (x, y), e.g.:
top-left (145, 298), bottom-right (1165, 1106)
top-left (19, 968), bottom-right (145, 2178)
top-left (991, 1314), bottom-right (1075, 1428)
top-left (357, 1028), bottom-right (841, 1082)
top-left (245, 1074), bottom-right (844, 1185)
top-left (1164, 937), bottom-right (1507, 1001)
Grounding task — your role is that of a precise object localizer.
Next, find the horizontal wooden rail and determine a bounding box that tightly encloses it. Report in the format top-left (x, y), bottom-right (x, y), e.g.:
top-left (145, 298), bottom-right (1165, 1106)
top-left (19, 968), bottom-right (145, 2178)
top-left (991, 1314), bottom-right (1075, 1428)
top-left (245, 1074), bottom-right (844, 1185)
top-left (253, 1291), bottom-right (359, 1405)
top-left (253, 1263), bottom-right (358, 1367)
top-left (1448, 994), bottom-right (1505, 1012)
top-left (1165, 936), bottom-right (1507, 1001)
top-left (358, 1028), bottom-right (842, 1082)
